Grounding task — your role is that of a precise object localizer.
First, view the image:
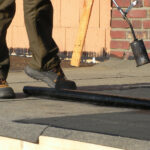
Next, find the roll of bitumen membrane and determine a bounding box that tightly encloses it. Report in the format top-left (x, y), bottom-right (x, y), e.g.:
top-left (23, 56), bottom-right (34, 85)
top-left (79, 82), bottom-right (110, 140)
top-left (23, 86), bottom-right (150, 109)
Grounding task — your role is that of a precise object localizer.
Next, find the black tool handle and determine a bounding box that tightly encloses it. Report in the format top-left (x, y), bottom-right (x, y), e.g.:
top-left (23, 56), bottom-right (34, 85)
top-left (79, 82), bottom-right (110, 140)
top-left (112, 0), bottom-right (137, 41)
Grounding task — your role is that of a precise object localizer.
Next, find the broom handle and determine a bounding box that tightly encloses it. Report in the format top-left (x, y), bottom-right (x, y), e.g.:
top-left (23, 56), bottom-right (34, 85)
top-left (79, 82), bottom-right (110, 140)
top-left (71, 0), bottom-right (94, 67)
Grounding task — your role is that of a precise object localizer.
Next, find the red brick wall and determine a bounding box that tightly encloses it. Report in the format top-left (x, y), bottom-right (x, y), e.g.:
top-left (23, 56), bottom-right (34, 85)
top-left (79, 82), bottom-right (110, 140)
top-left (111, 0), bottom-right (150, 58)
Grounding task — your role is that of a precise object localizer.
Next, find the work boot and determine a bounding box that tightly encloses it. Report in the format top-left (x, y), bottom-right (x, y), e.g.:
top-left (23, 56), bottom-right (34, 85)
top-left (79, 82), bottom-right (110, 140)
top-left (24, 65), bottom-right (77, 90)
top-left (0, 79), bottom-right (15, 98)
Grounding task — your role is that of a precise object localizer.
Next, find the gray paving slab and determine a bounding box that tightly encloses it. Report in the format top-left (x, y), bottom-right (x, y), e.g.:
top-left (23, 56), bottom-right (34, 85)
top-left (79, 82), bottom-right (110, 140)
top-left (0, 58), bottom-right (150, 150)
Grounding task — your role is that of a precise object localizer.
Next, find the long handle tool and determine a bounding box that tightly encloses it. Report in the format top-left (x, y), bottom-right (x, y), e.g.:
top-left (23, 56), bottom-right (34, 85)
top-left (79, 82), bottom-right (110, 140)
top-left (112, 0), bottom-right (150, 66)
top-left (71, 0), bottom-right (94, 67)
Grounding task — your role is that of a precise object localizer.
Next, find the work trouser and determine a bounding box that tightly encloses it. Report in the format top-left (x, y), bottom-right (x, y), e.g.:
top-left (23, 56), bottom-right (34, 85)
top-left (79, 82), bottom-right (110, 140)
top-left (0, 0), bottom-right (60, 80)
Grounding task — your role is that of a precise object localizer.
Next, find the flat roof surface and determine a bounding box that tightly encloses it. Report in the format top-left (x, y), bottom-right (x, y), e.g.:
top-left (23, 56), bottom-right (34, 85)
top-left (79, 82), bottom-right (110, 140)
top-left (1, 58), bottom-right (150, 150)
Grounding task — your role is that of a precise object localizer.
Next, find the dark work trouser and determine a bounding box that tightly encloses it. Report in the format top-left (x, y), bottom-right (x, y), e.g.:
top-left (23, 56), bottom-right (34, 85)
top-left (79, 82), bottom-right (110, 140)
top-left (0, 0), bottom-right (60, 80)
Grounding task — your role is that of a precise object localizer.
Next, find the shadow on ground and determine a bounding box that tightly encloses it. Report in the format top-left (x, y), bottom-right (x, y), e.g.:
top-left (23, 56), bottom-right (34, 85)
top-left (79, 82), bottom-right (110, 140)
top-left (15, 110), bottom-right (150, 141)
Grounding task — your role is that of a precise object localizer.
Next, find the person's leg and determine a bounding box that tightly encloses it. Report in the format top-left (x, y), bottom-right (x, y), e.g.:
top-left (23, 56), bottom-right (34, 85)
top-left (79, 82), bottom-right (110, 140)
top-left (0, 0), bottom-right (16, 98)
top-left (23, 0), bottom-right (60, 71)
top-left (0, 0), bottom-right (15, 80)
top-left (24, 0), bottom-right (76, 90)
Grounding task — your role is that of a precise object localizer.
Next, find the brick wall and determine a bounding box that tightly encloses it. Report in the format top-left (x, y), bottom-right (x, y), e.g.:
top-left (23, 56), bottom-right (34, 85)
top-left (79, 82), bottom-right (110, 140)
top-left (6, 0), bottom-right (111, 59)
top-left (111, 0), bottom-right (150, 58)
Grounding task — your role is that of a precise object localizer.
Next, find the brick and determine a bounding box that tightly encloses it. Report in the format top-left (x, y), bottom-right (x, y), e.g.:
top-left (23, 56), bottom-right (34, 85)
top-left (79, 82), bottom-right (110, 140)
top-left (126, 31), bottom-right (148, 39)
top-left (110, 51), bottom-right (125, 58)
top-left (51, 0), bottom-right (61, 27)
top-left (143, 20), bottom-right (150, 28)
top-left (135, 0), bottom-right (143, 7)
top-left (144, 0), bottom-right (150, 6)
top-left (53, 27), bottom-right (66, 52)
top-left (111, 20), bottom-right (141, 29)
top-left (112, 17), bottom-right (142, 29)
top-left (132, 20), bottom-right (142, 28)
top-left (61, 0), bottom-right (80, 27)
top-left (110, 40), bottom-right (130, 49)
top-left (112, 9), bottom-right (122, 18)
top-left (144, 41), bottom-right (150, 49)
top-left (112, 9), bottom-right (147, 18)
top-left (112, 0), bottom-right (130, 8)
top-left (149, 31), bottom-right (150, 38)
top-left (147, 10), bottom-right (150, 18)
top-left (111, 20), bottom-right (129, 28)
top-left (127, 10), bottom-right (147, 18)
top-left (111, 31), bottom-right (126, 39)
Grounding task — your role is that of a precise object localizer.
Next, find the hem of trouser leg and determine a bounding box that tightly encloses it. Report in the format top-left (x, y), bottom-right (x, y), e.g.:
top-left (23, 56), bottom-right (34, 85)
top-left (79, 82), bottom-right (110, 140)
top-left (42, 57), bottom-right (61, 71)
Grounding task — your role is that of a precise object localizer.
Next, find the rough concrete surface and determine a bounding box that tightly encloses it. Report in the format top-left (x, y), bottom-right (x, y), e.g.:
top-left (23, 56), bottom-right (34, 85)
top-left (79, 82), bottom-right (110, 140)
top-left (1, 58), bottom-right (150, 150)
